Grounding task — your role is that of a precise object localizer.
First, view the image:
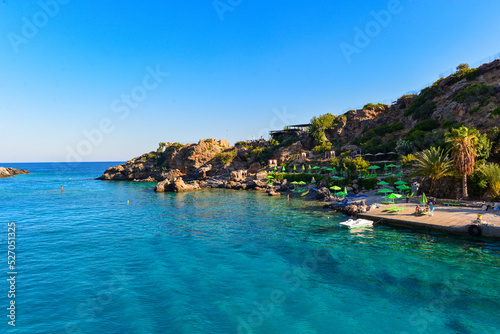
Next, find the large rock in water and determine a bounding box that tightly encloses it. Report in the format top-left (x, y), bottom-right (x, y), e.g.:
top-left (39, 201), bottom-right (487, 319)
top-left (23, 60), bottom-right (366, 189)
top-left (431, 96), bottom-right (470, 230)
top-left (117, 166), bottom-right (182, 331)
top-left (315, 187), bottom-right (330, 200)
top-left (0, 167), bottom-right (29, 178)
top-left (154, 178), bottom-right (201, 193)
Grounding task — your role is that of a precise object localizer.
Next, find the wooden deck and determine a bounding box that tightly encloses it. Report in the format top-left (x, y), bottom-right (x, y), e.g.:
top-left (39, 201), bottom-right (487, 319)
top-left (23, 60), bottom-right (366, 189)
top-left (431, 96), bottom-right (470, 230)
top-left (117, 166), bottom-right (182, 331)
top-left (357, 202), bottom-right (500, 238)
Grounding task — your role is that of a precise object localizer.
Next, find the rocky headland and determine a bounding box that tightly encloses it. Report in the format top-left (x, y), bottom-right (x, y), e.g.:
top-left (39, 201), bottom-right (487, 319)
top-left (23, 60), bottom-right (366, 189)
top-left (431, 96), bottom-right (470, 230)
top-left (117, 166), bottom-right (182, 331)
top-left (99, 59), bottom-right (500, 200)
top-left (0, 167), bottom-right (29, 178)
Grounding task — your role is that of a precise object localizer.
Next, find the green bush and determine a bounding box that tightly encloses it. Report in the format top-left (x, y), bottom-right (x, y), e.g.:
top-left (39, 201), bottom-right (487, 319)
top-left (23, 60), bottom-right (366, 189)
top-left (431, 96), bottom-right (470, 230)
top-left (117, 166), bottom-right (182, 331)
top-left (469, 106), bottom-right (481, 115)
top-left (452, 84), bottom-right (496, 104)
top-left (404, 86), bottom-right (439, 120)
top-left (447, 67), bottom-right (484, 86)
top-left (148, 153), bottom-right (156, 159)
top-left (172, 142), bottom-right (184, 149)
top-left (313, 142), bottom-right (332, 153)
top-left (468, 170), bottom-right (488, 198)
top-left (363, 103), bottom-right (385, 110)
top-left (214, 150), bottom-right (237, 164)
top-left (358, 178), bottom-right (378, 190)
top-left (491, 107), bottom-right (500, 116)
top-left (409, 119), bottom-right (439, 134)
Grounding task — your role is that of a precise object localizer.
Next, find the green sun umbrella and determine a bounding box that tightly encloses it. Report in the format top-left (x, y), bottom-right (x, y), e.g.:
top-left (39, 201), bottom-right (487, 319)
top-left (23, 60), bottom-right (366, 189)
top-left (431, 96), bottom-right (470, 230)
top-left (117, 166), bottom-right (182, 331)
top-left (385, 193), bottom-right (402, 199)
top-left (302, 165), bottom-right (305, 171)
top-left (335, 191), bottom-right (347, 196)
top-left (291, 181), bottom-right (299, 185)
top-left (267, 175), bottom-right (274, 179)
top-left (308, 165), bottom-right (312, 170)
top-left (384, 193), bottom-right (402, 203)
top-left (312, 166), bottom-right (320, 169)
top-left (282, 166), bottom-right (286, 172)
top-left (377, 181), bottom-right (390, 186)
top-left (343, 187), bottom-right (348, 194)
top-left (387, 163), bottom-right (398, 168)
top-left (273, 166), bottom-right (277, 171)
top-left (368, 165), bottom-right (380, 170)
top-left (293, 165), bottom-right (297, 171)
top-left (378, 188), bottom-right (393, 194)
top-left (397, 185), bottom-right (411, 190)
top-left (298, 181), bottom-right (307, 185)
top-left (421, 193), bottom-right (427, 203)
top-left (330, 186), bottom-right (341, 190)
top-left (394, 180), bottom-right (407, 185)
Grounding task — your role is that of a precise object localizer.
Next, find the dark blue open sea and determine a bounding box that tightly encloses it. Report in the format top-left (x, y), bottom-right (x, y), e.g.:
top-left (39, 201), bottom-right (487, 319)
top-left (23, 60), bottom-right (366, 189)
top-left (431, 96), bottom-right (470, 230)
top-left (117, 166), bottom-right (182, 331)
top-left (1, 162), bottom-right (499, 334)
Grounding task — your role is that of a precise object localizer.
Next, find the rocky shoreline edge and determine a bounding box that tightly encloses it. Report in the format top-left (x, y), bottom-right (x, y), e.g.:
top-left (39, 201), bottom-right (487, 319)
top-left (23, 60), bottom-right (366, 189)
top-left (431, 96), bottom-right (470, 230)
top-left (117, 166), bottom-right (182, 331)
top-left (0, 167), bottom-right (29, 178)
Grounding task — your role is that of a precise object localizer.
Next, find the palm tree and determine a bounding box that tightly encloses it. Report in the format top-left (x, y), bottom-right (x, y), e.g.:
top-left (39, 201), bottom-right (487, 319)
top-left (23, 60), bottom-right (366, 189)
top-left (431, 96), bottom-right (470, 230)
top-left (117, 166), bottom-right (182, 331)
top-left (411, 146), bottom-right (454, 197)
top-left (445, 126), bottom-right (480, 199)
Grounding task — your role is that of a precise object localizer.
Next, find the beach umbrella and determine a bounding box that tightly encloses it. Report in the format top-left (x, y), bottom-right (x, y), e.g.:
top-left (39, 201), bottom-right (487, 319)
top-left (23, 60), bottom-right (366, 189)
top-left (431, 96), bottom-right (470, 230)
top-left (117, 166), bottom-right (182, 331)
top-left (312, 166), bottom-right (320, 170)
top-left (387, 164), bottom-right (398, 168)
top-left (394, 180), bottom-right (407, 185)
top-left (396, 172), bottom-right (402, 177)
top-left (308, 164), bottom-right (312, 170)
top-left (282, 166), bottom-right (286, 172)
top-left (267, 175), bottom-right (274, 179)
top-left (421, 193), bottom-right (427, 204)
top-left (397, 185), bottom-right (411, 190)
top-left (343, 187), bottom-right (348, 194)
top-left (335, 191), bottom-right (347, 196)
top-left (298, 181), bottom-right (307, 185)
top-left (273, 166), bottom-right (277, 171)
top-left (302, 165), bottom-right (305, 171)
top-left (384, 193), bottom-right (402, 202)
top-left (293, 165), bottom-right (297, 172)
top-left (368, 165), bottom-right (381, 170)
top-left (330, 186), bottom-right (341, 190)
top-left (378, 188), bottom-right (393, 194)
top-left (291, 181), bottom-right (299, 185)
top-left (377, 181), bottom-right (389, 186)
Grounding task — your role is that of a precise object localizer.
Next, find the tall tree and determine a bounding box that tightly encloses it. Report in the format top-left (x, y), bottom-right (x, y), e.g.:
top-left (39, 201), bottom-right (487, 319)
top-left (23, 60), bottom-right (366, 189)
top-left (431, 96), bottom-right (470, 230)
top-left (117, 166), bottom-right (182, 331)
top-left (411, 147), bottom-right (454, 197)
top-left (445, 126), bottom-right (481, 199)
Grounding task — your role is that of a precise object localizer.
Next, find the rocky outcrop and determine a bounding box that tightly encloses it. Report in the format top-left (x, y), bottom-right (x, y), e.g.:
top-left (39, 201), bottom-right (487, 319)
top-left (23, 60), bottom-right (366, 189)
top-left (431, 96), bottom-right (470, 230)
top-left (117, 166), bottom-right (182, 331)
top-left (154, 178), bottom-right (201, 193)
top-left (322, 59), bottom-right (500, 144)
top-left (0, 167), bottom-right (29, 178)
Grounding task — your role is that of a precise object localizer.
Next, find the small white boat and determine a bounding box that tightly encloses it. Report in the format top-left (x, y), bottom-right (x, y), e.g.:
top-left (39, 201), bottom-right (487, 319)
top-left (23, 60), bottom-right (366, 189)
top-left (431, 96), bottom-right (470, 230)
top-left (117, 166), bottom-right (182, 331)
top-left (339, 218), bottom-right (373, 229)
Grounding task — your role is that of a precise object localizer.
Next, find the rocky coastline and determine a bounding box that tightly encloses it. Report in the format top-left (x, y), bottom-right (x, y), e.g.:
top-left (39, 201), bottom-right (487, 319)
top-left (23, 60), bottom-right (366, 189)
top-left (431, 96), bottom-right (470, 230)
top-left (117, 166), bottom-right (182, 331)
top-left (0, 167), bottom-right (29, 178)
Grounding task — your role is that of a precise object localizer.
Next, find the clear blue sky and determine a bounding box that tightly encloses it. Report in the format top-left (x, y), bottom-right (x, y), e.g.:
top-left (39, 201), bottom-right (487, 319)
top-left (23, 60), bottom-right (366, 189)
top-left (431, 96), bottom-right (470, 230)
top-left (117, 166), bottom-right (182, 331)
top-left (1, 0), bottom-right (500, 162)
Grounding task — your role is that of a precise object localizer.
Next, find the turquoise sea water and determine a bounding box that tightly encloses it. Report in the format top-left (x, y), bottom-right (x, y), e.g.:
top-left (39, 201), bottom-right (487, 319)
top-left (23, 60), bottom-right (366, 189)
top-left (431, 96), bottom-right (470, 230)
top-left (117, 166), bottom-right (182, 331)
top-left (1, 162), bottom-right (499, 334)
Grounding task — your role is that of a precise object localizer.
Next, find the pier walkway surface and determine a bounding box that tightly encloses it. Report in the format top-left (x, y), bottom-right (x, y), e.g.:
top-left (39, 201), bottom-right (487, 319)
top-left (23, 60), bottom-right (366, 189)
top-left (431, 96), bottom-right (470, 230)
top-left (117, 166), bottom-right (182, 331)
top-left (357, 202), bottom-right (500, 238)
